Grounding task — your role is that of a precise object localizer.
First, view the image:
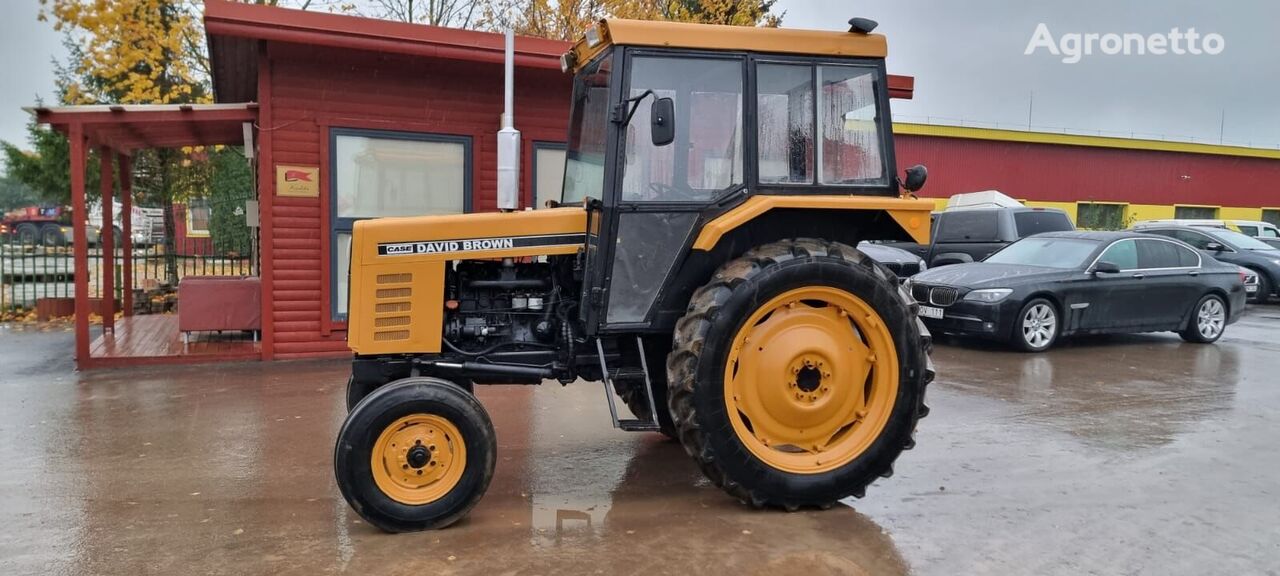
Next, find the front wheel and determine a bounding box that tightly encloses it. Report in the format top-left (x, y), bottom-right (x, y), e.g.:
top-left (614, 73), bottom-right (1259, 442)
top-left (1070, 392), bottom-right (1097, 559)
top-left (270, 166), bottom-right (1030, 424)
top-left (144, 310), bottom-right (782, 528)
top-left (334, 377), bottom-right (496, 532)
top-left (1011, 298), bottom-right (1058, 352)
top-left (667, 239), bottom-right (932, 509)
top-left (1180, 294), bottom-right (1227, 343)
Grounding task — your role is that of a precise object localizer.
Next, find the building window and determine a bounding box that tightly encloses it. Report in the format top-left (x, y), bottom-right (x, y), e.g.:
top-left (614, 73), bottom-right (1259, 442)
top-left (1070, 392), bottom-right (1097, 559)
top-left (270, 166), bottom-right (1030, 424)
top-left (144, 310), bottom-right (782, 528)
top-left (1076, 203), bottom-right (1126, 230)
top-left (1262, 209), bottom-right (1280, 229)
top-left (1174, 205), bottom-right (1218, 220)
top-left (187, 198), bottom-right (211, 238)
top-left (330, 128), bottom-right (471, 319)
top-left (533, 142), bottom-right (566, 209)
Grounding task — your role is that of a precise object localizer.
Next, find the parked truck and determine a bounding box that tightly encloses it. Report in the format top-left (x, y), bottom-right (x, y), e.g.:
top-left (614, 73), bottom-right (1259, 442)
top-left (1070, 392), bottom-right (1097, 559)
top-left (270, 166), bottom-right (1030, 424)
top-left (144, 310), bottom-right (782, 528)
top-left (0, 206), bottom-right (74, 246)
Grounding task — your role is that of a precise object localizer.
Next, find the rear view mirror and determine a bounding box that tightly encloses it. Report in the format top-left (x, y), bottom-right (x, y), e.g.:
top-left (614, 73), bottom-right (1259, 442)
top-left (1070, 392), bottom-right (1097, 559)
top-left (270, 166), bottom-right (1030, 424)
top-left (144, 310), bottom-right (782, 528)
top-left (650, 97), bottom-right (675, 147)
top-left (1205, 241), bottom-right (1226, 251)
top-left (1093, 261), bottom-right (1121, 275)
top-left (900, 164), bottom-right (928, 192)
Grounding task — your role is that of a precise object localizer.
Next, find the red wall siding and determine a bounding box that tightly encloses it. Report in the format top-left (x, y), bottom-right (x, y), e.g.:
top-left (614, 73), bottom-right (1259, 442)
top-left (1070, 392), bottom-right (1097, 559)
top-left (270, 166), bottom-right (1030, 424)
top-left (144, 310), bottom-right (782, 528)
top-left (895, 134), bottom-right (1280, 207)
top-left (262, 43), bottom-right (570, 359)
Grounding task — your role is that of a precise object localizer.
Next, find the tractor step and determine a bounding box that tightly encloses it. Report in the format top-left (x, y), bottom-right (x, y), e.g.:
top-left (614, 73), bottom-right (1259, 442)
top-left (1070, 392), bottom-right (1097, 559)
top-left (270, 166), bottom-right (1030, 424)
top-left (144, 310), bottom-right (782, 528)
top-left (595, 337), bottom-right (662, 432)
top-left (617, 419), bottom-right (661, 432)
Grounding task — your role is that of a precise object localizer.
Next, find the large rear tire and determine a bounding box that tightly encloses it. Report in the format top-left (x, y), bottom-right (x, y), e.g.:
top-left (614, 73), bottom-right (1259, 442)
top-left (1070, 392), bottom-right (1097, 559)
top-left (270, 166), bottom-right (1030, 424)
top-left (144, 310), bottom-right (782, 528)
top-left (667, 238), bottom-right (933, 509)
top-left (334, 377), bottom-right (496, 532)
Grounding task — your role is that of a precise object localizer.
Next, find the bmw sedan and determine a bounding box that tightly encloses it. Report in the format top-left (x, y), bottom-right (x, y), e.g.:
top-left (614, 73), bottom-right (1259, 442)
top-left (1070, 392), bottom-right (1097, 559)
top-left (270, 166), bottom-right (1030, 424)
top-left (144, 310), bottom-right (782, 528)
top-left (905, 231), bottom-right (1248, 352)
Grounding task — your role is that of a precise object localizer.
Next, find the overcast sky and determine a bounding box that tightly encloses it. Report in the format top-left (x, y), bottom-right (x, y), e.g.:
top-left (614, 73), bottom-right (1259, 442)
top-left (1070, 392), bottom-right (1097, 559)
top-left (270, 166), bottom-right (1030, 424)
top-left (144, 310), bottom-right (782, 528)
top-left (2, 0), bottom-right (1278, 172)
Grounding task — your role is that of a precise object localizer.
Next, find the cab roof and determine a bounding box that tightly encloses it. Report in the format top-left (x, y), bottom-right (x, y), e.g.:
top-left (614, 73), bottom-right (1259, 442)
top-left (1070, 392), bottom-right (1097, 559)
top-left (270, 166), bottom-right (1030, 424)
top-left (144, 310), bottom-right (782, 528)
top-left (567, 18), bottom-right (888, 72)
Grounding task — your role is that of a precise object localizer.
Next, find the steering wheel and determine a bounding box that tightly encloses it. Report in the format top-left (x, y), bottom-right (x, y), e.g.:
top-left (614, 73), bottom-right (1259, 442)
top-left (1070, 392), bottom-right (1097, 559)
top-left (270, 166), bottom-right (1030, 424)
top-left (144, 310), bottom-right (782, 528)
top-left (647, 181), bottom-right (684, 201)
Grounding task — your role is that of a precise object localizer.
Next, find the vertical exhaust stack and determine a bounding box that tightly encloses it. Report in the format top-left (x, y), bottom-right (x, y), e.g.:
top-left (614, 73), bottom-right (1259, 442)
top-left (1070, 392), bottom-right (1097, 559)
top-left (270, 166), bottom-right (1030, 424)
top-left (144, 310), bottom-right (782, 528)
top-left (496, 28), bottom-right (521, 211)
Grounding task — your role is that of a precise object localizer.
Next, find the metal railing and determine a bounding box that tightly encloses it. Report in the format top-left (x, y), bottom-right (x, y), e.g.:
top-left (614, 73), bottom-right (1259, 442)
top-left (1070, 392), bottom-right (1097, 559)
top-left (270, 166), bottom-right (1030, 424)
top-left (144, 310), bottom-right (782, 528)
top-left (1, 232), bottom-right (254, 314)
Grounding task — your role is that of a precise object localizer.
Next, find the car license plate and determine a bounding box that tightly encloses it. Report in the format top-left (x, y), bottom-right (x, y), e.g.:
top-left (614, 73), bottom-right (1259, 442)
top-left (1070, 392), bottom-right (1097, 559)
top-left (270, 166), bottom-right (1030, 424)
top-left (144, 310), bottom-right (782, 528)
top-left (918, 305), bottom-right (944, 319)
top-left (1247, 285), bottom-right (1258, 293)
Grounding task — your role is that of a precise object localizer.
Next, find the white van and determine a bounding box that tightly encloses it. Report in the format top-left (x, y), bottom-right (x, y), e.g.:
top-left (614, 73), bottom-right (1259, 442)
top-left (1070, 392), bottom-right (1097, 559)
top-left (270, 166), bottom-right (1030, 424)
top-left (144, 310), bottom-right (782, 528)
top-left (1133, 218), bottom-right (1280, 240)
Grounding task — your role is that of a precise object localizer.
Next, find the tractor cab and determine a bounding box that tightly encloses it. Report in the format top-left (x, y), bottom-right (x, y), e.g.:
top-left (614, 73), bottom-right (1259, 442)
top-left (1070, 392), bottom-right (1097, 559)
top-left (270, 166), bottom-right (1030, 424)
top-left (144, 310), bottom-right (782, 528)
top-left (557, 19), bottom-right (922, 333)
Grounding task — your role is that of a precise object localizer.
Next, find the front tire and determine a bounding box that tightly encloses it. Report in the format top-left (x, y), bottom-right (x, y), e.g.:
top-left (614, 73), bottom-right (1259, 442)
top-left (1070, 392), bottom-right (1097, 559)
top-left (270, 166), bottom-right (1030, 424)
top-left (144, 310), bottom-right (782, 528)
top-left (1011, 298), bottom-right (1058, 352)
top-left (1180, 294), bottom-right (1227, 343)
top-left (667, 238), bottom-right (932, 509)
top-left (334, 377), bottom-right (496, 532)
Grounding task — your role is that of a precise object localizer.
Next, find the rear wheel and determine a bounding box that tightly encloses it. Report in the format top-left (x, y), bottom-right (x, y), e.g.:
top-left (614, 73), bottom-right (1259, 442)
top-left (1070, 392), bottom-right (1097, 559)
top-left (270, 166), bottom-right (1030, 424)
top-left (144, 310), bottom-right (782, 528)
top-left (1247, 270), bottom-right (1270, 304)
top-left (1180, 294), bottom-right (1227, 343)
top-left (39, 224), bottom-right (65, 246)
top-left (334, 377), bottom-right (496, 532)
top-left (668, 238), bottom-right (932, 509)
top-left (15, 223), bottom-right (39, 245)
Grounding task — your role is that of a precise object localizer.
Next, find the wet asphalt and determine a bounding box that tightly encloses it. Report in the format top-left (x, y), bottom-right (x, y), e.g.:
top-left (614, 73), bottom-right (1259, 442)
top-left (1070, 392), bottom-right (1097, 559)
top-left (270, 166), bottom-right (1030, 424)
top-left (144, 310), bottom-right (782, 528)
top-left (1, 307), bottom-right (1278, 575)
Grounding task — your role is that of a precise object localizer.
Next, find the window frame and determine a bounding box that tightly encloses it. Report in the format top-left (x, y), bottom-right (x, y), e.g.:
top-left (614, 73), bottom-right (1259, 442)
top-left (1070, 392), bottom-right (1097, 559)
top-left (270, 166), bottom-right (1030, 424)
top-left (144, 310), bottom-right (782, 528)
top-left (1134, 237), bottom-right (1202, 270)
top-left (1173, 205), bottom-right (1220, 220)
top-left (751, 56), bottom-right (895, 193)
top-left (328, 126), bottom-right (473, 321)
top-left (532, 140), bottom-right (567, 209)
top-left (617, 49), bottom-right (750, 207)
top-left (185, 197), bottom-right (212, 239)
top-left (1074, 201), bottom-right (1128, 231)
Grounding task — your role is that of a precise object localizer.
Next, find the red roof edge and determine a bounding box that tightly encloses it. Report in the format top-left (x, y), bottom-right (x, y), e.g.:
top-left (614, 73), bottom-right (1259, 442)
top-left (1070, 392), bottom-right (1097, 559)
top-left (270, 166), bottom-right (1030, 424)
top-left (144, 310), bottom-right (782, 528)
top-left (203, 0), bottom-right (568, 70)
top-left (888, 75), bottom-right (914, 100)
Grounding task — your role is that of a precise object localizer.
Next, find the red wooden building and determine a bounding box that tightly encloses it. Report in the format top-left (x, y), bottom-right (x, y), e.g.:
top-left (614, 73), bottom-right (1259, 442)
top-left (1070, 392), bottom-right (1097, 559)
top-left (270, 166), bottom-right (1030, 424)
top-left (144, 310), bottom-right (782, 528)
top-left (205, 0), bottom-right (573, 361)
top-left (35, 0), bottom-right (1280, 368)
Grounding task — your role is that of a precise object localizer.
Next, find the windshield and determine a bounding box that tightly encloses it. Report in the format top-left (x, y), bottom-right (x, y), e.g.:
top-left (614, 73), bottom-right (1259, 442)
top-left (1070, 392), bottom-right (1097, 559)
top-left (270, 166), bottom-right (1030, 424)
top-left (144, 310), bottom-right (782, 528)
top-left (985, 237), bottom-right (1101, 269)
top-left (562, 53), bottom-right (613, 204)
top-left (1212, 228), bottom-right (1278, 251)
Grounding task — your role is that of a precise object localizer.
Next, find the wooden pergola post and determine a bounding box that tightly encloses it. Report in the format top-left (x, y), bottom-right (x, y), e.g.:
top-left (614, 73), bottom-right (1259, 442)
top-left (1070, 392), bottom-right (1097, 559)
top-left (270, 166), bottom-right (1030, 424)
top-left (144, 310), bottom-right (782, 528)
top-left (70, 123), bottom-right (90, 365)
top-left (119, 153), bottom-right (133, 317)
top-left (99, 147), bottom-right (115, 333)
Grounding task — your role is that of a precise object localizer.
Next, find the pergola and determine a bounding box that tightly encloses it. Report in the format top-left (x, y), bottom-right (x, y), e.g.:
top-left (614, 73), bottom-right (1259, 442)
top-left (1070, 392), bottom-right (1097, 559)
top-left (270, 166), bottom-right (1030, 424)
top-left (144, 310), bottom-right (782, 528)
top-left (28, 103), bottom-right (258, 367)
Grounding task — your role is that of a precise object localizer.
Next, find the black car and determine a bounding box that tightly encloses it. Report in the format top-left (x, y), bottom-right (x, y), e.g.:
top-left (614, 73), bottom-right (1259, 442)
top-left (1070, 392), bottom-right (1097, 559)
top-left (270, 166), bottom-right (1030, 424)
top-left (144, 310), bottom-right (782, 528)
top-left (882, 206), bottom-right (1074, 268)
top-left (905, 231), bottom-right (1247, 352)
top-left (1133, 224), bottom-right (1280, 304)
top-left (858, 241), bottom-right (926, 280)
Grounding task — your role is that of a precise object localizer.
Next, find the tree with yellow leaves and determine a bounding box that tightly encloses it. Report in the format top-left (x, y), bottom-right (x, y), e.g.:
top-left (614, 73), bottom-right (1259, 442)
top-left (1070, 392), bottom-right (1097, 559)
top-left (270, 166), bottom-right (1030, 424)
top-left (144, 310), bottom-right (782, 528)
top-left (480, 0), bottom-right (781, 42)
top-left (39, 0), bottom-right (211, 106)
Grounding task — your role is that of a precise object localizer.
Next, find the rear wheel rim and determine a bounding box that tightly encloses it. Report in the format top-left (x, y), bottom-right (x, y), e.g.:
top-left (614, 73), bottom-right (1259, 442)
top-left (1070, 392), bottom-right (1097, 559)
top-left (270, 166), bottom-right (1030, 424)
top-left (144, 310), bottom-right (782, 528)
top-left (370, 414), bottom-right (466, 505)
top-left (1197, 298), bottom-right (1225, 339)
top-left (723, 286), bottom-right (899, 475)
top-left (1022, 303), bottom-right (1056, 349)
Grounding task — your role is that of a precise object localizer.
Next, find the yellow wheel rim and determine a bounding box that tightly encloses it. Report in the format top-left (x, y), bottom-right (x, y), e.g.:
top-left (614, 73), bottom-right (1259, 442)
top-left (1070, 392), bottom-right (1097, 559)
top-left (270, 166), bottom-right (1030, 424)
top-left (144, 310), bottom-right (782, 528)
top-left (370, 414), bottom-right (467, 505)
top-left (723, 286), bottom-right (898, 474)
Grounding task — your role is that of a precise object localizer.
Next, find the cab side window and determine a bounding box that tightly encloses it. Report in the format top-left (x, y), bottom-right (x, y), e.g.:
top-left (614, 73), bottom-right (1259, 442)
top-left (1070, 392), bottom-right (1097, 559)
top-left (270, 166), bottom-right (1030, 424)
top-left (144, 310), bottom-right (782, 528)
top-left (1099, 239), bottom-right (1138, 270)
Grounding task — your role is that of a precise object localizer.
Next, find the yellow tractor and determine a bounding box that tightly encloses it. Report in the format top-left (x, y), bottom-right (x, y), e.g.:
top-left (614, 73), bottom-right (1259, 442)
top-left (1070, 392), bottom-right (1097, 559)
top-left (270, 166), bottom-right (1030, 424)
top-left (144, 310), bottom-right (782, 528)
top-left (334, 17), bottom-right (935, 532)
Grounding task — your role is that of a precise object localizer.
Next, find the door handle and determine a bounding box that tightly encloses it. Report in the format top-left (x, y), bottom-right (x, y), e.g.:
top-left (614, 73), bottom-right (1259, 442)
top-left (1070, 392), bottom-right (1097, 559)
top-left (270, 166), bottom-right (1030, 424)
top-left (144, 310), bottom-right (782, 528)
top-left (1131, 273), bottom-right (1145, 279)
top-left (1188, 270), bottom-right (1200, 276)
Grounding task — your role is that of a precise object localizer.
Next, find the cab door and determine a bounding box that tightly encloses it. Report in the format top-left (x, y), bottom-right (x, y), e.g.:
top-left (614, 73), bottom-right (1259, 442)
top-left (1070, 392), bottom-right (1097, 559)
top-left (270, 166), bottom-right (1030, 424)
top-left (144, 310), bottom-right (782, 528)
top-left (586, 51), bottom-right (747, 332)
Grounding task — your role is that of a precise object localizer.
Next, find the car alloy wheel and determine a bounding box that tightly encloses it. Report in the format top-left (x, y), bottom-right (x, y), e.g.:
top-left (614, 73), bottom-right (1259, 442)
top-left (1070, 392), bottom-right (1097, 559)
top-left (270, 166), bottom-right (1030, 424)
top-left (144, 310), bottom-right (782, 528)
top-left (1021, 303), bottom-right (1057, 350)
top-left (1196, 297), bottom-right (1225, 340)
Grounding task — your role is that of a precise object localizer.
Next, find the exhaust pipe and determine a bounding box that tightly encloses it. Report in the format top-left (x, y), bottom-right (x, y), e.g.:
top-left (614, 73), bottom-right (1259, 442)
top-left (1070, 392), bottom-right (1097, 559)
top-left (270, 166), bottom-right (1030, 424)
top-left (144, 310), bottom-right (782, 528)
top-left (496, 27), bottom-right (521, 211)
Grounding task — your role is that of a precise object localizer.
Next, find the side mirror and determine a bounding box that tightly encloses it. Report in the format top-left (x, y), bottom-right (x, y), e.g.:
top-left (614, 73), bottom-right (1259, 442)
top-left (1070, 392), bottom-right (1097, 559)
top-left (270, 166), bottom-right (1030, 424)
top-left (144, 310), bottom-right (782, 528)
top-left (900, 164), bottom-right (928, 192)
top-left (650, 97), bottom-right (675, 147)
top-left (1093, 261), bottom-right (1121, 275)
top-left (1205, 241), bottom-right (1225, 251)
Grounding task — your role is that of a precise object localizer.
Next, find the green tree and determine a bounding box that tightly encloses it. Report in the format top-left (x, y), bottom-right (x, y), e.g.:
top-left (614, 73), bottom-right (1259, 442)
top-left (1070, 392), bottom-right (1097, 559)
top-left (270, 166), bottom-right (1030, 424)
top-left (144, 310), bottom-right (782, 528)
top-left (0, 173), bottom-right (40, 212)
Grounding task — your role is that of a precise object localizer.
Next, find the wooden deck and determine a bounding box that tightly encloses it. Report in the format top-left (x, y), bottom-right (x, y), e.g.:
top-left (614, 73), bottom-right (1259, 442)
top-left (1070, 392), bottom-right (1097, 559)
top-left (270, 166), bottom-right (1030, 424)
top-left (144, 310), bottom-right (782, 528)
top-left (87, 314), bottom-right (261, 369)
